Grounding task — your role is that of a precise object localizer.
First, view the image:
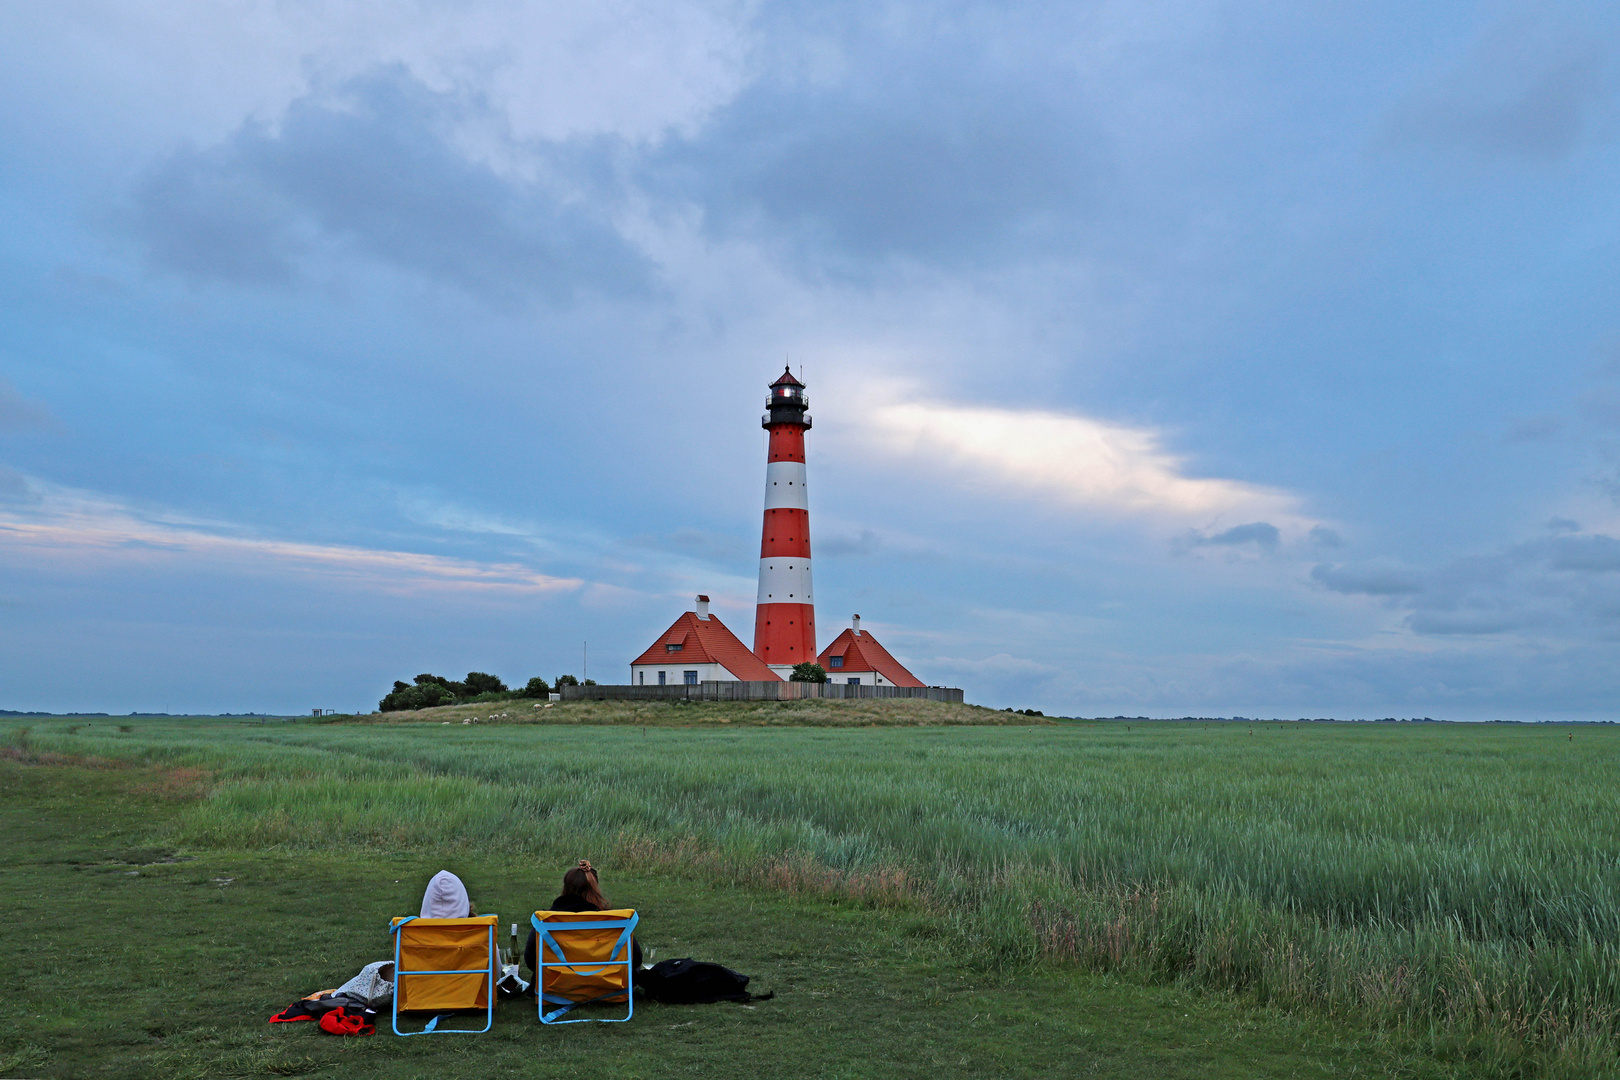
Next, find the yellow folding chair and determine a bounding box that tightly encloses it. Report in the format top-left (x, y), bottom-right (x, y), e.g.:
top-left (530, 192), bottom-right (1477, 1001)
top-left (389, 914), bottom-right (499, 1035)
top-left (531, 909), bottom-right (639, 1023)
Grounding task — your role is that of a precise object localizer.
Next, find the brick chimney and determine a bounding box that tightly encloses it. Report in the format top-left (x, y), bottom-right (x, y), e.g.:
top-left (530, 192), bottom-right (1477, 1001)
top-left (852, 613), bottom-right (861, 637)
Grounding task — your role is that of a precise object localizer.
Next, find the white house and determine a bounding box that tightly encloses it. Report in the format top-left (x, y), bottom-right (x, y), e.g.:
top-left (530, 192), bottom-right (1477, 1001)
top-left (629, 595), bottom-right (782, 686)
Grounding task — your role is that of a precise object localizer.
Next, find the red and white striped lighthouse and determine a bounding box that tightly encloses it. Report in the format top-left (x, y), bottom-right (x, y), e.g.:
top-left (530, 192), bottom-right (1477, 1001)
top-left (753, 367), bottom-right (816, 675)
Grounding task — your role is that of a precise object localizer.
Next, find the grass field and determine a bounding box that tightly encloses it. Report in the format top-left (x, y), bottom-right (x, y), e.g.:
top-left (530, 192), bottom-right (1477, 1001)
top-left (3, 707), bottom-right (1616, 1077)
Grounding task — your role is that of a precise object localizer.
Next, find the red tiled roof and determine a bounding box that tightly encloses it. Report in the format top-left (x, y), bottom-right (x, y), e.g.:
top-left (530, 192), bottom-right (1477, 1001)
top-left (769, 366), bottom-right (804, 388)
top-left (816, 629), bottom-right (925, 687)
top-left (631, 610), bottom-right (783, 681)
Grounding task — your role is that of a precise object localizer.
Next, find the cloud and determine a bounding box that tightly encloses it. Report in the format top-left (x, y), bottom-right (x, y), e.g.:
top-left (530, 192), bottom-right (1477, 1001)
top-left (927, 652), bottom-right (1057, 678)
top-left (132, 141), bottom-right (304, 285)
top-left (130, 69), bottom-right (652, 302)
top-left (655, 61), bottom-right (1101, 263)
top-left (1311, 561), bottom-right (1425, 596)
top-left (1544, 533), bottom-right (1620, 572)
top-left (1407, 611), bottom-right (1522, 636)
top-left (3, 2), bottom-right (757, 152)
top-left (632, 528), bottom-right (751, 566)
top-left (1384, 26), bottom-right (1613, 161)
top-left (1069, 633), bottom-right (1620, 719)
top-left (918, 649), bottom-right (1063, 709)
top-left (0, 479), bottom-right (583, 596)
top-left (1192, 522), bottom-right (1280, 550)
top-left (631, 2), bottom-right (1167, 271)
top-left (818, 528), bottom-right (881, 557)
top-left (0, 465), bottom-right (31, 501)
top-left (1579, 388), bottom-right (1620, 430)
top-left (857, 393), bottom-right (1306, 527)
top-left (1313, 529), bottom-right (1620, 639)
top-left (1307, 525), bottom-right (1345, 548)
top-left (393, 490), bottom-right (536, 538)
top-left (1503, 414), bottom-right (1564, 442)
top-left (0, 380), bottom-right (53, 433)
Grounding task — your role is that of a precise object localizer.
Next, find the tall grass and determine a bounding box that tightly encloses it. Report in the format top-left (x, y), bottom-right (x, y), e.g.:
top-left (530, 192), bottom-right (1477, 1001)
top-left (7, 716), bottom-right (1618, 1075)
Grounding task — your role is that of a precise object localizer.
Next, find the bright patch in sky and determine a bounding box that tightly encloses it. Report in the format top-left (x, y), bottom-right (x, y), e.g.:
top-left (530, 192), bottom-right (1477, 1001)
top-left (864, 395), bottom-right (1305, 527)
top-left (0, 480), bottom-right (583, 595)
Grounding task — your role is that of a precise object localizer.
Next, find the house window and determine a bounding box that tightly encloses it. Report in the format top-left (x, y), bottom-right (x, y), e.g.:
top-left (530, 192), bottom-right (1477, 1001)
top-left (828, 656), bottom-right (843, 668)
top-left (684, 671), bottom-right (698, 685)
top-left (666, 643), bottom-right (682, 652)
top-left (657, 671), bottom-right (666, 685)
top-left (638, 671), bottom-right (644, 685)
top-left (847, 678), bottom-right (860, 686)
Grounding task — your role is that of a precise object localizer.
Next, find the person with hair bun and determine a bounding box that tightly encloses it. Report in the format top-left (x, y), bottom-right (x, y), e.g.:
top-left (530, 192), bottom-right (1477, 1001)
top-left (554, 861), bottom-right (609, 911)
top-left (524, 860), bottom-right (642, 979)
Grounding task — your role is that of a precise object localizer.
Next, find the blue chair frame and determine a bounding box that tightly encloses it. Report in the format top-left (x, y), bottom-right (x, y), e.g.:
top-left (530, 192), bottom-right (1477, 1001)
top-left (389, 915), bottom-right (498, 1035)
top-left (531, 911), bottom-right (639, 1024)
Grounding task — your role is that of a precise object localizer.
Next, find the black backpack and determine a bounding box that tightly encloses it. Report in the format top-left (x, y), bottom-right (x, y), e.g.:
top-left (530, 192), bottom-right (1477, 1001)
top-left (640, 958), bottom-right (772, 1004)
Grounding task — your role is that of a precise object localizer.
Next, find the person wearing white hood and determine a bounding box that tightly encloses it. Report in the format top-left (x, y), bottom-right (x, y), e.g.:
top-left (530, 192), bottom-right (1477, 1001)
top-left (420, 870), bottom-right (478, 918)
top-left (413, 869), bottom-right (531, 999)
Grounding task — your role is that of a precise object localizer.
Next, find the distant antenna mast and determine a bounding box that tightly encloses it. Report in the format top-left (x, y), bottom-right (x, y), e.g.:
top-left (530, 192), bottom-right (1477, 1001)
top-left (583, 640), bottom-right (588, 681)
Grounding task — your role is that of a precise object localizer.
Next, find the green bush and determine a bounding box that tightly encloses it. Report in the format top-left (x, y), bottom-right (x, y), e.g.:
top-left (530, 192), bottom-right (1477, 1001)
top-left (518, 677), bottom-right (552, 699)
top-left (463, 672), bottom-right (507, 695)
top-left (378, 679), bottom-right (457, 712)
top-left (379, 671), bottom-right (514, 711)
top-left (790, 662), bottom-right (828, 683)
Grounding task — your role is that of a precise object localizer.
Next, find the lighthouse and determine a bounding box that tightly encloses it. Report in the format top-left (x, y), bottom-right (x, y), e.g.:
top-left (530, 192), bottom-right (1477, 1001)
top-left (753, 367), bottom-right (816, 675)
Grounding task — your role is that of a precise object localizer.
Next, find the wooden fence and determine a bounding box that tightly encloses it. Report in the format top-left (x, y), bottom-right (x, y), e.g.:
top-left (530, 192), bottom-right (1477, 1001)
top-left (561, 681), bottom-right (964, 703)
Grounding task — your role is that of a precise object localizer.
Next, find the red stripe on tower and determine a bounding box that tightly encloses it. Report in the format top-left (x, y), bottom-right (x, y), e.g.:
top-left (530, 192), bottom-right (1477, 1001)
top-left (753, 366), bottom-right (816, 675)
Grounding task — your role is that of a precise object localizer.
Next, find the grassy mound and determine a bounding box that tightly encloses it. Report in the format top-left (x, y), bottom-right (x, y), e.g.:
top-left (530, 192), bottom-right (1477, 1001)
top-left (359, 696), bottom-right (1047, 727)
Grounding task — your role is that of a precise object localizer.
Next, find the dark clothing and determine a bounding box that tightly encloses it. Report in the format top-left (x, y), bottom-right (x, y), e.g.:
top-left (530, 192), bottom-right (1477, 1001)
top-left (524, 893), bottom-right (643, 976)
top-left (548, 894), bottom-right (595, 913)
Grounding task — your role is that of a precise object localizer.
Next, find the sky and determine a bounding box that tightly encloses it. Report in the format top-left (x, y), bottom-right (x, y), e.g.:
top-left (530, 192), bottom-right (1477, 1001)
top-left (2, 1), bottom-right (1619, 718)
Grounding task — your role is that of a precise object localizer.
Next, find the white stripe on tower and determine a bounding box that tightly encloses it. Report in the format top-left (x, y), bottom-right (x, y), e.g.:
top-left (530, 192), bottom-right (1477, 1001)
top-left (756, 560), bottom-right (813, 603)
top-left (763, 462), bottom-right (809, 508)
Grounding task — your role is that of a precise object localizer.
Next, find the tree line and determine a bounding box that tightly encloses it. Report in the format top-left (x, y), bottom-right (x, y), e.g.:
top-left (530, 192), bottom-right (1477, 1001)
top-left (378, 671), bottom-right (595, 712)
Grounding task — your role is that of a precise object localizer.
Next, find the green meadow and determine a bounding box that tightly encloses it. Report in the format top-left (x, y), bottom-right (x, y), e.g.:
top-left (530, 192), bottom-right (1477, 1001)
top-left (3, 707), bottom-right (1617, 1078)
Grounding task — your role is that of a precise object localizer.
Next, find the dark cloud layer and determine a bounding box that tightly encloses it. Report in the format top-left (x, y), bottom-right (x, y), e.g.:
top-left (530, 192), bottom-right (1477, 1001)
top-left (1545, 533), bottom-right (1620, 572)
top-left (1306, 526), bottom-right (1344, 548)
top-left (130, 70), bottom-right (651, 303)
top-left (1316, 530), bottom-right (1620, 638)
top-left (0, 379), bottom-right (53, 432)
top-left (647, 21), bottom-right (1103, 266)
top-left (1385, 28), bottom-right (1615, 161)
top-left (1199, 522), bottom-right (1280, 549)
top-left (0, 464), bottom-right (30, 500)
top-left (1312, 561), bottom-right (1425, 596)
